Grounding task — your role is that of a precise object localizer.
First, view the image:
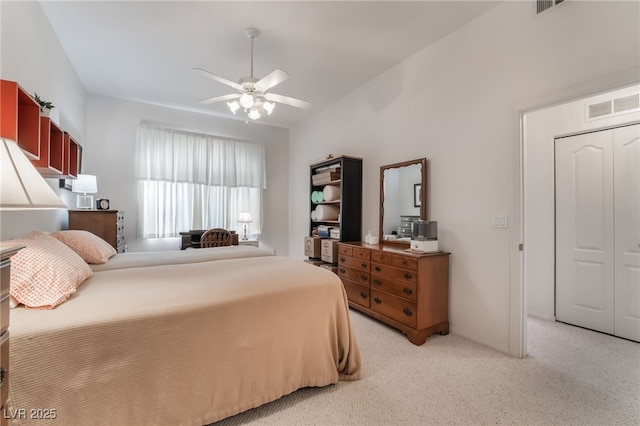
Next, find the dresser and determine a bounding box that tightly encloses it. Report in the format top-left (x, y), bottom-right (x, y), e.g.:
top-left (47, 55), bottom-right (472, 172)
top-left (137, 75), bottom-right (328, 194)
top-left (337, 241), bottom-right (449, 345)
top-left (0, 245), bottom-right (22, 425)
top-left (68, 210), bottom-right (125, 253)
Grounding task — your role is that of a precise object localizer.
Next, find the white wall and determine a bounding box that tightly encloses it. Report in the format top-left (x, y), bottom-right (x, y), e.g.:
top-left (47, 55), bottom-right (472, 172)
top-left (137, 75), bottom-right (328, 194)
top-left (288, 1), bottom-right (640, 355)
top-left (525, 85), bottom-right (640, 321)
top-left (83, 95), bottom-right (290, 255)
top-left (0, 1), bottom-right (86, 239)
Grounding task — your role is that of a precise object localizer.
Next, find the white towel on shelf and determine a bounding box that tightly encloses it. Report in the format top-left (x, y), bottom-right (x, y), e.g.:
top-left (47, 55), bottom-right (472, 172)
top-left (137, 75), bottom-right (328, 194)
top-left (322, 185), bottom-right (340, 202)
top-left (314, 204), bottom-right (339, 221)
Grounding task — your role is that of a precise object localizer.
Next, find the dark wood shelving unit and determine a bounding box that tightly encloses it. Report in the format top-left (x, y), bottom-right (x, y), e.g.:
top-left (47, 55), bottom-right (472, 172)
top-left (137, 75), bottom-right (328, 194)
top-left (309, 155), bottom-right (363, 243)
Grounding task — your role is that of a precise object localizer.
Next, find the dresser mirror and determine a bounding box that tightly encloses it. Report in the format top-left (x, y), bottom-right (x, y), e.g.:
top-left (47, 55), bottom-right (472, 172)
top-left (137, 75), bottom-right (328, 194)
top-left (379, 158), bottom-right (427, 245)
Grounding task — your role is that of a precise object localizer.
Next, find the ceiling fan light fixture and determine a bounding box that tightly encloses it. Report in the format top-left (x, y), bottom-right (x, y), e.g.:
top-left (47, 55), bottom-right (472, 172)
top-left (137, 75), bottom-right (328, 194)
top-left (227, 100), bottom-right (240, 114)
top-left (263, 101), bottom-right (275, 115)
top-left (248, 107), bottom-right (261, 120)
top-left (239, 92), bottom-right (255, 109)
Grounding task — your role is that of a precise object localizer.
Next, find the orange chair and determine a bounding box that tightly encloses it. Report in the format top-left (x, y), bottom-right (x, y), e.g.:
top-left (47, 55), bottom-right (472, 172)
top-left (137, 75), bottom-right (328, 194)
top-left (199, 228), bottom-right (233, 248)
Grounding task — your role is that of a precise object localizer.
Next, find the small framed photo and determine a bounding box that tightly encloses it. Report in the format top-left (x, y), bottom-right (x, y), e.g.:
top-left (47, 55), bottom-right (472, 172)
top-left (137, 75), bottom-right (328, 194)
top-left (414, 183), bottom-right (421, 207)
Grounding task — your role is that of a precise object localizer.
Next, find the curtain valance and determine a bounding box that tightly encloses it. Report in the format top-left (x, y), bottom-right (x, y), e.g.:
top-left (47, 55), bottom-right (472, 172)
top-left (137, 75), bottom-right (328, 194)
top-left (135, 125), bottom-right (267, 189)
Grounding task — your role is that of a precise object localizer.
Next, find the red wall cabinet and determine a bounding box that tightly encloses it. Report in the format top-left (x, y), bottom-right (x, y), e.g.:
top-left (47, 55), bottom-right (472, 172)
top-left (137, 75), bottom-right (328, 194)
top-left (1, 80), bottom-right (80, 178)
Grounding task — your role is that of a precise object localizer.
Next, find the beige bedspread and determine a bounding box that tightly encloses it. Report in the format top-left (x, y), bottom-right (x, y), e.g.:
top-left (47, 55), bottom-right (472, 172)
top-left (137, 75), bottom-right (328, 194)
top-left (90, 245), bottom-right (276, 272)
top-left (8, 256), bottom-right (361, 425)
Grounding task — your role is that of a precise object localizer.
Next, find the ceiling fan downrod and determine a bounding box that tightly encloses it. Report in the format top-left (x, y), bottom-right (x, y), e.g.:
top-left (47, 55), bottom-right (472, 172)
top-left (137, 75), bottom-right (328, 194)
top-left (246, 28), bottom-right (259, 79)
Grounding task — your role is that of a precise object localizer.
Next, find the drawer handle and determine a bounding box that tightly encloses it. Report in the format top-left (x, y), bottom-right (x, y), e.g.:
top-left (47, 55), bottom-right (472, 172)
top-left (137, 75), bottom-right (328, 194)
top-left (403, 287), bottom-right (413, 295)
top-left (404, 273), bottom-right (413, 280)
top-left (373, 279), bottom-right (382, 286)
top-left (339, 268), bottom-right (346, 274)
top-left (374, 297), bottom-right (382, 304)
top-left (375, 266), bottom-right (382, 272)
top-left (340, 257), bottom-right (346, 263)
top-left (360, 292), bottom-right (368, 299)
top-left (360, 275), bottom-right (368, 282)
top-left (403, 308), bottom-right (413, 317)
top-left (361, 262), bottom-right (368, 269)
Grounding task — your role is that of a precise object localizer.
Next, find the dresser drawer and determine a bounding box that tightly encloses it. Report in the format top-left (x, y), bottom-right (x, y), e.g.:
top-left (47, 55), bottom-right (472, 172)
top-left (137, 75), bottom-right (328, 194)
top-left (371, 263), bottom-right (417, 284)
top-left (392, 254), bottom-right (417, 271)
top-left (371, 251), bottom-right (392, 264)
top-left (0, 259), bottom-right (9, 300)
top-left (338, 245), bottom-right (352, 257)
top-left (0, 296), bottom-right (8, 336)
top-left (0, 331), bottom-right (8, 410)
top-left (341, 279), bottom-right (370, 308)
top-left (371, 275), bottom-right (417, 301)
top-left (371, 289), bottom-right (417, 328)
top-left (352, 248), bottom-right (370, 261)
top-left (338, 255), bottom-right (369, 271)
top-left (338, 266), bottom-right (370, 286)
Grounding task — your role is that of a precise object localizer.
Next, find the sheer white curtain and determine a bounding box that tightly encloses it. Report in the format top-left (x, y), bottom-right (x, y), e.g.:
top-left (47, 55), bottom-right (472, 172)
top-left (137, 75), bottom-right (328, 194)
top-left (135, 125), bottom-right (266, 238)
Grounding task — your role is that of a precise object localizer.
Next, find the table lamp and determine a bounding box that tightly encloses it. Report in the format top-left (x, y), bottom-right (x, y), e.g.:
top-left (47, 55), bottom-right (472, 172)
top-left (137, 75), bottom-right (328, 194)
top-left (71, 174), bottom-right (97, 209)
top-left (237, 212), bottom-right (253, 240)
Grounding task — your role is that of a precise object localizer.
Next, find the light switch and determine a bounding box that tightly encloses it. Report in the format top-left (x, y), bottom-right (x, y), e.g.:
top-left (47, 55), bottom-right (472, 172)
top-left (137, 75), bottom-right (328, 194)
top-left (492, 214), bottom-right (508, 229)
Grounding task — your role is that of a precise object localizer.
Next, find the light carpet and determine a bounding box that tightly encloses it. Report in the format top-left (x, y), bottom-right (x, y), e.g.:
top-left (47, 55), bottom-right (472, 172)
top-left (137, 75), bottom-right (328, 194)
top-left (213, 310), bottom-right (640, 425)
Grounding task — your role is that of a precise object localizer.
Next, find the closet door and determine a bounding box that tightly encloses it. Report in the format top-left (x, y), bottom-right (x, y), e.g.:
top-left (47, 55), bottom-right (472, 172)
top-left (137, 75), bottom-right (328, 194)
top-left (555, 130), bottom-right (614, 334)
top-left (613, 124), bottom-right (640, 342)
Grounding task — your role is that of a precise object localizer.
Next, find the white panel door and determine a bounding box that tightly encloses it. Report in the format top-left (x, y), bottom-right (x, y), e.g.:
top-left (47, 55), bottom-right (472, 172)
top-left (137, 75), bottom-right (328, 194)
top-left (613, 124), bottom-right (640, 342)
top-left (555, 130), bottom-right (614, 334)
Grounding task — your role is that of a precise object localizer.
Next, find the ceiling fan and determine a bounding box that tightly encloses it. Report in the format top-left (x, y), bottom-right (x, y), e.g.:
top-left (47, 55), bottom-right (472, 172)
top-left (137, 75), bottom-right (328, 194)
top-left (193, 28), bottom-right (311, 121)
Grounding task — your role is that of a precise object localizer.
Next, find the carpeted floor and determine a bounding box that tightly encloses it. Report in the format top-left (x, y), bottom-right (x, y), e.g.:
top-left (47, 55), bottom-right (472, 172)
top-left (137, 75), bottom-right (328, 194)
top-left (213, 310), bottom-right (640, 425)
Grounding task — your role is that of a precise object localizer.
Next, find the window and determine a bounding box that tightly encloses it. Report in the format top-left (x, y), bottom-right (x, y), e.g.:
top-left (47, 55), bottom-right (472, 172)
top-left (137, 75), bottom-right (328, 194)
top-left (135, 125), bottom-right (266, 238)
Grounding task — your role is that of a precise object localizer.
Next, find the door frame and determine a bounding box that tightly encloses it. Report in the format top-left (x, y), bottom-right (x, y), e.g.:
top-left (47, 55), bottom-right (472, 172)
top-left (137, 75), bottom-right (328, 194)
top-left (515, 78), bottom-right (640, 357)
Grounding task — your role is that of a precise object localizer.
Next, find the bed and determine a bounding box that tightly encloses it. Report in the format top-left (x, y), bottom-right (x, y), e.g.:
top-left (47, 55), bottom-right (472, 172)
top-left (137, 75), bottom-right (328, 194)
top-left (6, 232), bottom-right (361, 425)
top-left (89, 244), bottom-right (277, 272)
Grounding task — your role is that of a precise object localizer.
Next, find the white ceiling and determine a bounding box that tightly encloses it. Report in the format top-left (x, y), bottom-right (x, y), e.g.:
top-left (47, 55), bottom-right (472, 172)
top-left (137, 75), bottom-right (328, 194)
top-left (40, 1), bottom-right (498, 128)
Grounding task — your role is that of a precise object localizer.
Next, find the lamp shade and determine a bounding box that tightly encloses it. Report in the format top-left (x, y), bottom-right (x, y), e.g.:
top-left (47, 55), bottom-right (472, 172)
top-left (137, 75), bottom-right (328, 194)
top-left (71, 174), bottom-right (97, 194)
top-left (0, 138), bottom-right (66, 210)
top-left (238, 212), bottom-right (253, 223)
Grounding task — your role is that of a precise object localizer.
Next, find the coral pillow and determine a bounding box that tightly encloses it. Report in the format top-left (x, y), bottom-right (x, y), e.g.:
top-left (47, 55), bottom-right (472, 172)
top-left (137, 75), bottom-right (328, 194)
top-left (51, 230), bottom-right (117, 264)
top-left (7, 231), bottom-right (93, 309)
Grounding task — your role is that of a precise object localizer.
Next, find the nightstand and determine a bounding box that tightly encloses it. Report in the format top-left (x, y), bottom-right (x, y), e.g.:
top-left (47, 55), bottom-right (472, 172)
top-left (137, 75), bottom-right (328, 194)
top-left (238, 239), bottom-right (259, 247)
top-left (68, 210), bottom-right (125, 253)
top-left (0, 245), bottom-right (23, 424)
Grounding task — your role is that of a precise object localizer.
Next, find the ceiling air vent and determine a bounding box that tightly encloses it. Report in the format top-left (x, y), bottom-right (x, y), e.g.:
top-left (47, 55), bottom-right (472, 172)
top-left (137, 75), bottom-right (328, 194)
top-left (614, 93), bottom-right (640, 113)
top-left (586, 92), bottom-right (640, 122)
top-left (588, 101), bottom-right (612, 119)
top-left (537, 0), bottom-right (564, 14)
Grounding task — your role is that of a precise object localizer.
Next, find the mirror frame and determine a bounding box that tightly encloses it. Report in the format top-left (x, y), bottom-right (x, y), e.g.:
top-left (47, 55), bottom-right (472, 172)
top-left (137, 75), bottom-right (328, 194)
top-left (379, 158), bottom-right (427, 245)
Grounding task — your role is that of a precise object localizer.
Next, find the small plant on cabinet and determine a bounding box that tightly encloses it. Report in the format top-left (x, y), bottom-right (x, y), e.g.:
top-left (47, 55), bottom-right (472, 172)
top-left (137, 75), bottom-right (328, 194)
top-left (34, 93), bottom-right (55, 112)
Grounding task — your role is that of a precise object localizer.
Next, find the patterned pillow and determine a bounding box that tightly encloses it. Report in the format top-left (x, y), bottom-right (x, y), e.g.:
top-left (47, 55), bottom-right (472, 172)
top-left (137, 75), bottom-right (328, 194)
top-left (51, 230), bottom-right (117, 264)
top-left (8, 231), bottom-right (93, 309)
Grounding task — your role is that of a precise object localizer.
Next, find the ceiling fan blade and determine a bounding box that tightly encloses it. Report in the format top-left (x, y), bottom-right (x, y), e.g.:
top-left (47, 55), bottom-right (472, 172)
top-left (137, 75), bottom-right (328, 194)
top-left (192, 68), bottom-right (243, 91)
top-left (255, 69), bottom-right (289, 92)
top-left (264, 92), bottom-right (312, 110)
top-left (197, 93), bottom-right (240, 105)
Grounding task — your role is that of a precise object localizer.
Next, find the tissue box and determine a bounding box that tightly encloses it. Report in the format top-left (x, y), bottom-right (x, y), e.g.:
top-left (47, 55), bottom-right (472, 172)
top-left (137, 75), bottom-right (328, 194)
top-left (317, 225), bottom-right (332, 238)
top-left (304, 236), bottom-right (322, 258)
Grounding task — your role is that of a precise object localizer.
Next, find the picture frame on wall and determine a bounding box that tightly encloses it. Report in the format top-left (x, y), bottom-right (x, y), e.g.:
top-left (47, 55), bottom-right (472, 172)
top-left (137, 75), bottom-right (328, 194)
top-left (414, 183), bottom-right (421, 207)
